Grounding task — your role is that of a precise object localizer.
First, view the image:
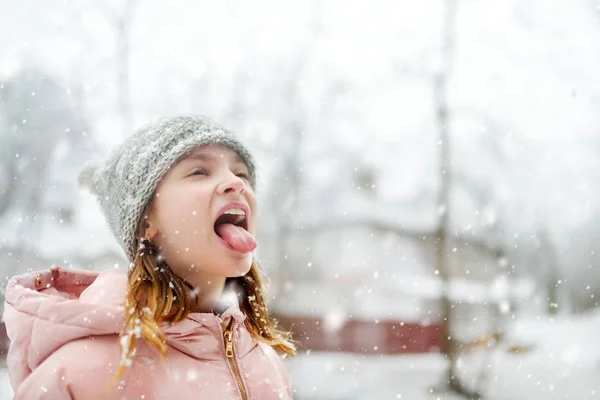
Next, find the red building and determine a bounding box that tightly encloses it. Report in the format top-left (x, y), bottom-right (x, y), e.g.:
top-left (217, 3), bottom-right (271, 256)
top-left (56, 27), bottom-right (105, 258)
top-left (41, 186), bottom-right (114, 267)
top-left (275, 314), bottom-right (443, 354)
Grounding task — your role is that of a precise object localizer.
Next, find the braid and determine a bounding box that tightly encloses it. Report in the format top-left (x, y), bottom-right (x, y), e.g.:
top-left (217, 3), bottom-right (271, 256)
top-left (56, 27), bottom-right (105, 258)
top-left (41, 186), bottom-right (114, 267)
top-left (109, 239), bottom-right (198, 385)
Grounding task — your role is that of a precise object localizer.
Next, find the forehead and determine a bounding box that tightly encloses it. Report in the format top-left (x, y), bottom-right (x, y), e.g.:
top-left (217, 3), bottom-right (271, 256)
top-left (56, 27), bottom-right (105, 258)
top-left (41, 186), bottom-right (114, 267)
top-left (179, 144), bottom-right (246, 165)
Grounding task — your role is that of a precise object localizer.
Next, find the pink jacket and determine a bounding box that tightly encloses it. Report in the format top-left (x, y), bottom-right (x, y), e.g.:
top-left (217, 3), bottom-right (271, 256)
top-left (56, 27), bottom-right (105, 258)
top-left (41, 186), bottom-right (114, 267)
top-left (3, 267), bottom-right (292, 399)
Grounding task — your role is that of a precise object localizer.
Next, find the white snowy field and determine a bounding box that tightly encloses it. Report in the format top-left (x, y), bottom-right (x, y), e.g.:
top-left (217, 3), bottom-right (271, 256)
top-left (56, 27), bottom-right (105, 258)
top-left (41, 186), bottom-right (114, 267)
top-left (1, 311), bottom-right (598, 399)
top-left (285, 310), bottom-right (600, 400)
top-left (286, 352), bottom-right (464, 400)
top-left (285, 347), bottom-right (598, 400)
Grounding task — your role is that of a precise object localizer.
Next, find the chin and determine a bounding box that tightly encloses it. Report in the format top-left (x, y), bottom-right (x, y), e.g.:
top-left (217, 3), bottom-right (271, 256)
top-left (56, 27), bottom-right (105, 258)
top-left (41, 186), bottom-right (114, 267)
top-left (227, 260), bottom-right (253, 277)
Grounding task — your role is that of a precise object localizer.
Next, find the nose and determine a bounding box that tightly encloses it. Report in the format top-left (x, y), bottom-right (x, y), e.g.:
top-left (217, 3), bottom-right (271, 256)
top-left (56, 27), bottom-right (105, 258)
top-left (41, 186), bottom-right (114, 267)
top-left (217, 170), bottom-right (246, 194)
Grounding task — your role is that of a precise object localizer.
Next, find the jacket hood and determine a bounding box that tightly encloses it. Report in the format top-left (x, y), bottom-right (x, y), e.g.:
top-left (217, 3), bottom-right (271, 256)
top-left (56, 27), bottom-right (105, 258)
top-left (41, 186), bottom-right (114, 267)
top-left (3, 266), bottom-right (249, 390)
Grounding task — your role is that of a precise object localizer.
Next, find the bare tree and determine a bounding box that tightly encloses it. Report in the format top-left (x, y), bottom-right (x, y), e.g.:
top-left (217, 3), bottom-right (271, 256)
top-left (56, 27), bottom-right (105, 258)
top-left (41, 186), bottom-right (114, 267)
top-left (100, 0), bottom-right (139, 136)
top-left (538, 229), bottom-right (562, 315)
top-left (59, 0), bottom-right (139, 137)
top-left (271, 65), bottom-right (308, 286)
top-left (432, 0), bottom-right (482, 397)
top-left (263, 6), bottom-right (325, 292)
top-left (0, 70), bottom-right (84, 219)
top-left (0, 68), bottom-right (89, 281)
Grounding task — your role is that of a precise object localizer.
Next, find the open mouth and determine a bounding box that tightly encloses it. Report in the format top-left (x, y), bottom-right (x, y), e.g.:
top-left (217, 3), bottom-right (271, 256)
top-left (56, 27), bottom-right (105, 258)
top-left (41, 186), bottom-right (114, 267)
top-left (213, 210), bottom-right (248, 235)
top-left (212, 206), bottom-right (256, 253)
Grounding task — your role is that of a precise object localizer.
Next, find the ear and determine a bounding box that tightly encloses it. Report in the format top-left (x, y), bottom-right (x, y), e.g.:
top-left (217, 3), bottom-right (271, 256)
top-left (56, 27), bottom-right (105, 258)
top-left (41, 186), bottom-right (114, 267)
top-left (139, 208), bottom-right (159, 241)
top-left (145, 219), bottom-right (158, 241)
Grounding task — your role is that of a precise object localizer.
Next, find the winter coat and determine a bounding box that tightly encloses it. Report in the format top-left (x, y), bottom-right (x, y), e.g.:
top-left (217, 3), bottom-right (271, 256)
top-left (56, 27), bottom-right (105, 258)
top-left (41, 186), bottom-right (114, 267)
top-left (3, 266), bottom-right (292, 399)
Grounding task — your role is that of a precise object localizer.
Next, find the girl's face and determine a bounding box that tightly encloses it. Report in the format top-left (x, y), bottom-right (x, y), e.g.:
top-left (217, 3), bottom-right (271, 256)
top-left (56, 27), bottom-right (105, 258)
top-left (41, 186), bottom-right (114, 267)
top-left (144, 144), bottom-right (257, 284)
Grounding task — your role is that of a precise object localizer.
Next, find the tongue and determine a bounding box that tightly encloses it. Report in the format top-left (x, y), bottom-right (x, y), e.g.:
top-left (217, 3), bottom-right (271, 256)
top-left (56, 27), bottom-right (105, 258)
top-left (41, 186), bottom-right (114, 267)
top-left (215, 223), bottom-right (257, 253)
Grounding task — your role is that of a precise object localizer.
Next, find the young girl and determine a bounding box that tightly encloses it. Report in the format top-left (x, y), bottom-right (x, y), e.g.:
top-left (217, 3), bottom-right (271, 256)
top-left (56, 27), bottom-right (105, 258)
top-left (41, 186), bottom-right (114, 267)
top-left (3, 115), bottom-right (296, 399)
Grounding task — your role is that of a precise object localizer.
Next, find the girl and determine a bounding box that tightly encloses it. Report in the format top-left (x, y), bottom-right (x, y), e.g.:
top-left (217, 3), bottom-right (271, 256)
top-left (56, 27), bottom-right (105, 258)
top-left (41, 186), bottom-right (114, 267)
top-left (3, 115), bottom-right (296, 399)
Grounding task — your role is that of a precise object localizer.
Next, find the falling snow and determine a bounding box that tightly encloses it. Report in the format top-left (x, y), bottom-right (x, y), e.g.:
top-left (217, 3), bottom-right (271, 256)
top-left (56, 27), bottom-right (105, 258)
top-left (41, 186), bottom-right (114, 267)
top-left (1, 0), bottom-right (600, 399)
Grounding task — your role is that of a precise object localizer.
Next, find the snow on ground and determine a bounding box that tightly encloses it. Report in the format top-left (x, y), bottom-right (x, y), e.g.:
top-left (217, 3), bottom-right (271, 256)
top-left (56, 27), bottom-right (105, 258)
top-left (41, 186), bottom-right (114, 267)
top-left (457, 309), bottom-right (600, 400)
top-left (286, 352), bottom-right (464, 400)
top-left (285, 310), bottom-right (600, 399)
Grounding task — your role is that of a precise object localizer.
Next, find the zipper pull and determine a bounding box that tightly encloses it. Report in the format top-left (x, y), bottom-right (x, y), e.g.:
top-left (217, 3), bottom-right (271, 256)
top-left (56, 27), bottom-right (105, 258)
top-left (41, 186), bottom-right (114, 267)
top-left (224, 329), bottom-right (234, 358)
top-left (224, 318), bottom-right (235, 358)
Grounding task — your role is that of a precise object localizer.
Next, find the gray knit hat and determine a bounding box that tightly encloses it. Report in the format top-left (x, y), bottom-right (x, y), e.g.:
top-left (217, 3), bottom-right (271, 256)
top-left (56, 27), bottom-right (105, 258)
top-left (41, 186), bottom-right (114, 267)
top-left (78, 115), bottom-right (257, 262)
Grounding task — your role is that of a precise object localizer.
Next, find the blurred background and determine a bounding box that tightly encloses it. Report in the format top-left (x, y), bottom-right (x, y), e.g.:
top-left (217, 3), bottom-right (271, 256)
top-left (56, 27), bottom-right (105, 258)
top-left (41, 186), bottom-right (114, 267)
top-left (1, 0), bottom-right (600, 399)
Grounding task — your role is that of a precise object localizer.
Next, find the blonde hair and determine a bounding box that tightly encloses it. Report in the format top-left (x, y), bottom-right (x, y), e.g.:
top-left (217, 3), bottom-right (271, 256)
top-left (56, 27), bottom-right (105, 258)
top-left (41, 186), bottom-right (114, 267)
top-left (109, 237), bottom-right (296, 385)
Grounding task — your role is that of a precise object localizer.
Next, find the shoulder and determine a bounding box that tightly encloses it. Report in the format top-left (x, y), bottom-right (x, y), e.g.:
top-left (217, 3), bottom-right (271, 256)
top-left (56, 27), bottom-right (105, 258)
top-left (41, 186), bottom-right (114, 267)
top-left (248, 342), bottom-right (293, 398)
top-left (255, 342), bottom-right (292, 380)
top-left (256, 341), bottom-right (290, 367)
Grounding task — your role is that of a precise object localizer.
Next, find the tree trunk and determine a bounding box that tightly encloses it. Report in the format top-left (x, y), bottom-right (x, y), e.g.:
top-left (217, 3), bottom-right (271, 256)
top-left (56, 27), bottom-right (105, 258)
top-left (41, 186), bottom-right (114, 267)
top-left (114, 0), bottom-right (137, 137)
top-left (0, 158), bottom-right (18, 219)
top-left (433, 0), bottom-right (481, 397)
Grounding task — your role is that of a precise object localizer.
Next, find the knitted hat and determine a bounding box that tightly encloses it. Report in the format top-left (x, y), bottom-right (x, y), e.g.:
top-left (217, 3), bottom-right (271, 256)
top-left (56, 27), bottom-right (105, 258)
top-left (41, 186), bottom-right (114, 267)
top-left (78, 115), bottom-right (257, 262)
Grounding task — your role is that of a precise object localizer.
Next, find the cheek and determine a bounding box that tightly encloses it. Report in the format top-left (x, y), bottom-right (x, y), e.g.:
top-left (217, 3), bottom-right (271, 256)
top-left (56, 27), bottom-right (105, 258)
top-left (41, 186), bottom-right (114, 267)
top-left (154, 188), bottom-right (211, 235)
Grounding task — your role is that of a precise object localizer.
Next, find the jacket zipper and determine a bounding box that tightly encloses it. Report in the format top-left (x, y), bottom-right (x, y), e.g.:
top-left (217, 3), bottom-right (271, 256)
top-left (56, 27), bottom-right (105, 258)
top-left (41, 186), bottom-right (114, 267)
top-left (224, 319), bottom-right (248, 400)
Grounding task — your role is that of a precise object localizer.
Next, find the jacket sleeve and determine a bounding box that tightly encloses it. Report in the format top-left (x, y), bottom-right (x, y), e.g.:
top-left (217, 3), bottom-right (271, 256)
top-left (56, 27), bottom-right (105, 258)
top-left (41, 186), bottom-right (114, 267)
top-left (12, 353), bottom-right (74, 400)
top-left (11, 337), bottom-right (123, 400)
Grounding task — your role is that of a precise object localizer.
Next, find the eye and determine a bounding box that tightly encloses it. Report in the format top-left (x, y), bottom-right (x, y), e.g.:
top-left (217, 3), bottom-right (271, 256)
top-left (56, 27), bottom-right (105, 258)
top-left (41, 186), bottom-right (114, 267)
top-left (236, 172), bottom-right (250, 180)
top-left (190, 168), bottom-right (208, 176)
